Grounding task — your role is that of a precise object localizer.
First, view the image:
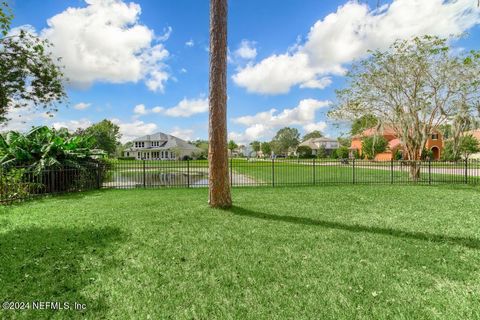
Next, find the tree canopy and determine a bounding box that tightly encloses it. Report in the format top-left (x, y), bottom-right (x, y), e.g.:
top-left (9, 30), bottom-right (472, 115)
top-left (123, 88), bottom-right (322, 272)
top-left (271, 127), bottom-right (300, 154)
top-left (0, 2), bottom-right (66, 123)
top-left (302, 130), bottom-right (323, 141)
top-left (82, 120), bottom-right (121, 156)
top-left (350, 114), bottom-right (378, 136)
top-left (330, 36), bottom-right (480, 163)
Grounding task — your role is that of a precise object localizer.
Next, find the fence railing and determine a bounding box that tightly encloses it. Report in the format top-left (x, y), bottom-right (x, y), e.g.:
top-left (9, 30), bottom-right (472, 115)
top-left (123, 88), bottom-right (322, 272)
top-left (2, 159), bottom-right (479, 203)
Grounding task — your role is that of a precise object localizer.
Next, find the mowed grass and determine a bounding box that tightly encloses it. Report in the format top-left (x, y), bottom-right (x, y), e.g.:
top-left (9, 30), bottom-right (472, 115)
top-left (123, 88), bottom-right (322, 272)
top-left (1, 186), bottom-right (480, 319)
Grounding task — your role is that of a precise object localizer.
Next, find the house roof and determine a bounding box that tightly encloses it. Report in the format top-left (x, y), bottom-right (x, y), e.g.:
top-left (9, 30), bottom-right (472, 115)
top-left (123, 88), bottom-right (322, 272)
top-left (299, 137), bottom-right (338, 149)
top-left (129, 132), bottom-right (200, 151)
top-left (388, 138), bottom-right (401, 150)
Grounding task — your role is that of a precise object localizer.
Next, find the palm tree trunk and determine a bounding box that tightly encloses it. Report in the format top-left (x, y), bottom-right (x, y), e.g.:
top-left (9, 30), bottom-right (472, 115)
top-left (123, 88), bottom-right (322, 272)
top-left (208, 0), bottom-right (232, 208)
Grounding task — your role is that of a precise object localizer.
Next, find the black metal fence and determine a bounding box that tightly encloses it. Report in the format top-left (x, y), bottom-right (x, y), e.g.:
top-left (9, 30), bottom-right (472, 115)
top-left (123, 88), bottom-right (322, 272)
top-left (1, 164), bottom-right (105, 204)
top-left (2, 159), bottom-right (479, 203)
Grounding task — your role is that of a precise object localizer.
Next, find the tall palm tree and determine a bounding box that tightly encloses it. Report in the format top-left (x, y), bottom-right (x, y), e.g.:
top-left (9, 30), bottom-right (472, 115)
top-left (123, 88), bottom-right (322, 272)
top-left (208, 0), bottom-right (232, 208)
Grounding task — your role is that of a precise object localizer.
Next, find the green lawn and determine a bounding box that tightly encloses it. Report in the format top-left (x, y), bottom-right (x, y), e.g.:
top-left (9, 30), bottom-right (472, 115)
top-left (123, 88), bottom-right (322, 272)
top-left (1, 186), bottom-right (480, 319)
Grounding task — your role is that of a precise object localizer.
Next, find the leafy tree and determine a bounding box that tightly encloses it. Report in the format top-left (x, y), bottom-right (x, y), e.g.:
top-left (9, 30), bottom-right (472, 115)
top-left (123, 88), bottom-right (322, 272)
top-left (350, 114), bottom-right (378, 136)
top-left (302, 130), bottom-right (323, 141)
top-left (335, 146), bottom-right (350, 159)
top-left (316, 146), bottom-right (327, 159)
top-left (296, 146), bottom-right (313, 158)
top-left (361, 135), bottom-right (387, 160)
top-left (272, 127), bottom-right (300, 154)
top-left (459, 135), bottom-right (480, 160)
top-left (337, 137), bottom-right (352, 147)
top-left (260, 141), bottom-right (272, 157)
top-left (83, 120), bottom-right (121, 156)
top-left (208, 0), bottom-right (231, 208)
top-left (228, 140), bottom-right (238, 153)
top-left (0, 2), bottom-right (66, 123)
top-left (250, 140), bottom-right (260, 152)
top-left (330, 36), bottom-right (480, 179)
top-left (192, 139), bottom-right (208, 159)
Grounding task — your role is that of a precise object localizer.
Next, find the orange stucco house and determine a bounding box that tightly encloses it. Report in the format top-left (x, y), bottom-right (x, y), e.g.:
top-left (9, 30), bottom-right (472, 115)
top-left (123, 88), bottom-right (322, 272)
top-left (350, 126), bottom-right (444, 161)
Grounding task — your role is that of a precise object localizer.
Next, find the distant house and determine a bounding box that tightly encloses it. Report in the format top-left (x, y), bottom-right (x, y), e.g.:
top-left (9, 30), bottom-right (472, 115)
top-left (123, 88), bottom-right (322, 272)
top-left (350, 126), bottom-right (443, 160)
top-left (124, 132), bottom-right (201, 160)
top-left (298, 137), bottom-right (340, 156)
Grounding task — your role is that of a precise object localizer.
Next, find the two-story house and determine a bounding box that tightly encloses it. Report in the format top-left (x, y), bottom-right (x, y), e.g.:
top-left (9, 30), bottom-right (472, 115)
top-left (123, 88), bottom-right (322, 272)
top-left (124, 132), bottom-right (201, 160)
top-left (298, 137), bottom-right (340, 156)
top-left (350, 126), bottom-right (444, 160)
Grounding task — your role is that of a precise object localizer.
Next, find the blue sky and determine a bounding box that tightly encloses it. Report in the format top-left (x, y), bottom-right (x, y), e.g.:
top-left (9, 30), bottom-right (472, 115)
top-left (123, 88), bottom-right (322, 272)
top-left (5, 0), bottom-right (480, 143)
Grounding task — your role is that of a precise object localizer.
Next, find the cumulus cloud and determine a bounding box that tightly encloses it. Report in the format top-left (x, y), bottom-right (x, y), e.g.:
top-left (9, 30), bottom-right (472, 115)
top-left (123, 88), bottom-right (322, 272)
top-left (163, 97), bottom-right (208, 117)
top-left (185, 39), bottom-right (194, 47)
top-left (170, 127), bottom-right (194, 141)
top-left (133, 104), bottom-right (163, 116)
top-left (39, 0), bottom-right (171, 92)
top-left (1, 107), bottom-right (54, 132)
top-left (233, 0), bottom-right (480, 94)
top-left (230, 99), bottom-right (330, 143)
top-left (234, 40), bottom-right (257, 60)
top-left (111, 118), bottom-right (158, 142)
top-left (132, 97), bottom-right (208, 118)
top-left (53, 119), bottom-right (92, 131)
top-left (73, 102), bottom-right (91, 110)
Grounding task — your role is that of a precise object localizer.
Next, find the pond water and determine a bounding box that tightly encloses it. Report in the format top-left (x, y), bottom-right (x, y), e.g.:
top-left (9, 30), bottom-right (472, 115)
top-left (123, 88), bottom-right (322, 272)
top-left (104, 171), bottom-right (208, 188)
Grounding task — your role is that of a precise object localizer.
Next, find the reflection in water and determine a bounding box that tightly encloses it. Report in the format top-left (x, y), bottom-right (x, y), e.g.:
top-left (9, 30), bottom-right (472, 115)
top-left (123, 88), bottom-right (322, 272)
top-left (106, 171), bottom-right (208, 187)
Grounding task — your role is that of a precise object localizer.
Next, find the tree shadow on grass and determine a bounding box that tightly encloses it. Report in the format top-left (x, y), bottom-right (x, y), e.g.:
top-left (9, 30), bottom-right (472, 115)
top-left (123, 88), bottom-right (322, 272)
top-left (228, 206), bottom-right (480, 250)
top-left (0, 226), bottom-right (125, 319)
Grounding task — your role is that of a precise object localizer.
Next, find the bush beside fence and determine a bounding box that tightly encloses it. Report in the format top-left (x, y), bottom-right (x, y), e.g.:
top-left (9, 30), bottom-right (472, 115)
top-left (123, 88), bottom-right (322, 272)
top-left (2, 159), bottom-right (479, 204)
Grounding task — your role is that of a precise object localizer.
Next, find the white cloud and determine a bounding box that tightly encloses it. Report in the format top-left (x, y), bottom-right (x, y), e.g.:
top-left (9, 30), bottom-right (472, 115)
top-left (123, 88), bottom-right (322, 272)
top-left (230, 99), bottom-right (330, 143)
top-left (170, 127), bottom-right (194, 141)
top-left (233, 0), bottom-right (480, 94)
top-left (133, 104), bottom-right (148, 115)
top-left (234, 40), bottom-right (257, 60)
top-left (303, 121), bottom-right (328, 133)
top-left (39, 0), bottom-right (171, 92)
top-left (180, 68), bottom-right (188, 73)
top-left (111, 118), bottom-right (158, 143)
top-left (1, 107), bottom-right (54, 132)
top-left (163, 97), bottom-right (208, 117)
top-left (73, 102), bottom-right (91, 110)
top-left (53, 118), bottom-right (92, 131)
top-left (132, 97), bottom-right (207, 118)
top-left (185, 39), bottom-right (194, 47)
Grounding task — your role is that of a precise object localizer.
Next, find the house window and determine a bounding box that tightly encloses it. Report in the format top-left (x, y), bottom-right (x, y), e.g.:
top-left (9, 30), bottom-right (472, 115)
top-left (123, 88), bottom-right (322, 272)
top-left (126, 152), bottom-right (129, 157)
top-left (431, 134), bottom-right (439, 140)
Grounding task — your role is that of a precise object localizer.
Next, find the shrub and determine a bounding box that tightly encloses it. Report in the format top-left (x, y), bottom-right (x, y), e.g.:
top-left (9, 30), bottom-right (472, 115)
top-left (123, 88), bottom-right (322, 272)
top-left (335, 146), bottom-right (350, 159)
top-left (297, 146), bottom-right (313, 158)
top-left (117, 156), bottom-right (136, 161)
top-left (361, 135), bottom-right (388, 160)
top-left (0, 168), bottom-right (33, 202)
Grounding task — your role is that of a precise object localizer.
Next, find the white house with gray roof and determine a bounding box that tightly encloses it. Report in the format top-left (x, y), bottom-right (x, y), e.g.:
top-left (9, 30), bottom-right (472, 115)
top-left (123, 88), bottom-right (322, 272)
top-left (298, 137), bottom-right (339, 156)
top-left (124, 132), bottom-right (201, 160)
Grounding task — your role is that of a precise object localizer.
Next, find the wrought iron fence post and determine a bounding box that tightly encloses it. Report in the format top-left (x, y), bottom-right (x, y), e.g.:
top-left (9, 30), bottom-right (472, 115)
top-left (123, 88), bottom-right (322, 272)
top-left (352, 158), bottom-right (356, 184)
top-left (313, 158), bottom-right (316, 185)
top-left (187, 160), bottom-right (190, 188)
top-left (230, 157), bottom-right (233, 187)
top-left (143, 159), bottom-right (146, 188)
top-left (428, 159), bottom-right (432, 185)
top-left (465, 159), bottom-right (468, 184)
top-left (96, 163), bottom-right (101, 189)
top-left (390, 159), bottom-right (394, 184)
top-left (272, 157), bottom-right (275, 187)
